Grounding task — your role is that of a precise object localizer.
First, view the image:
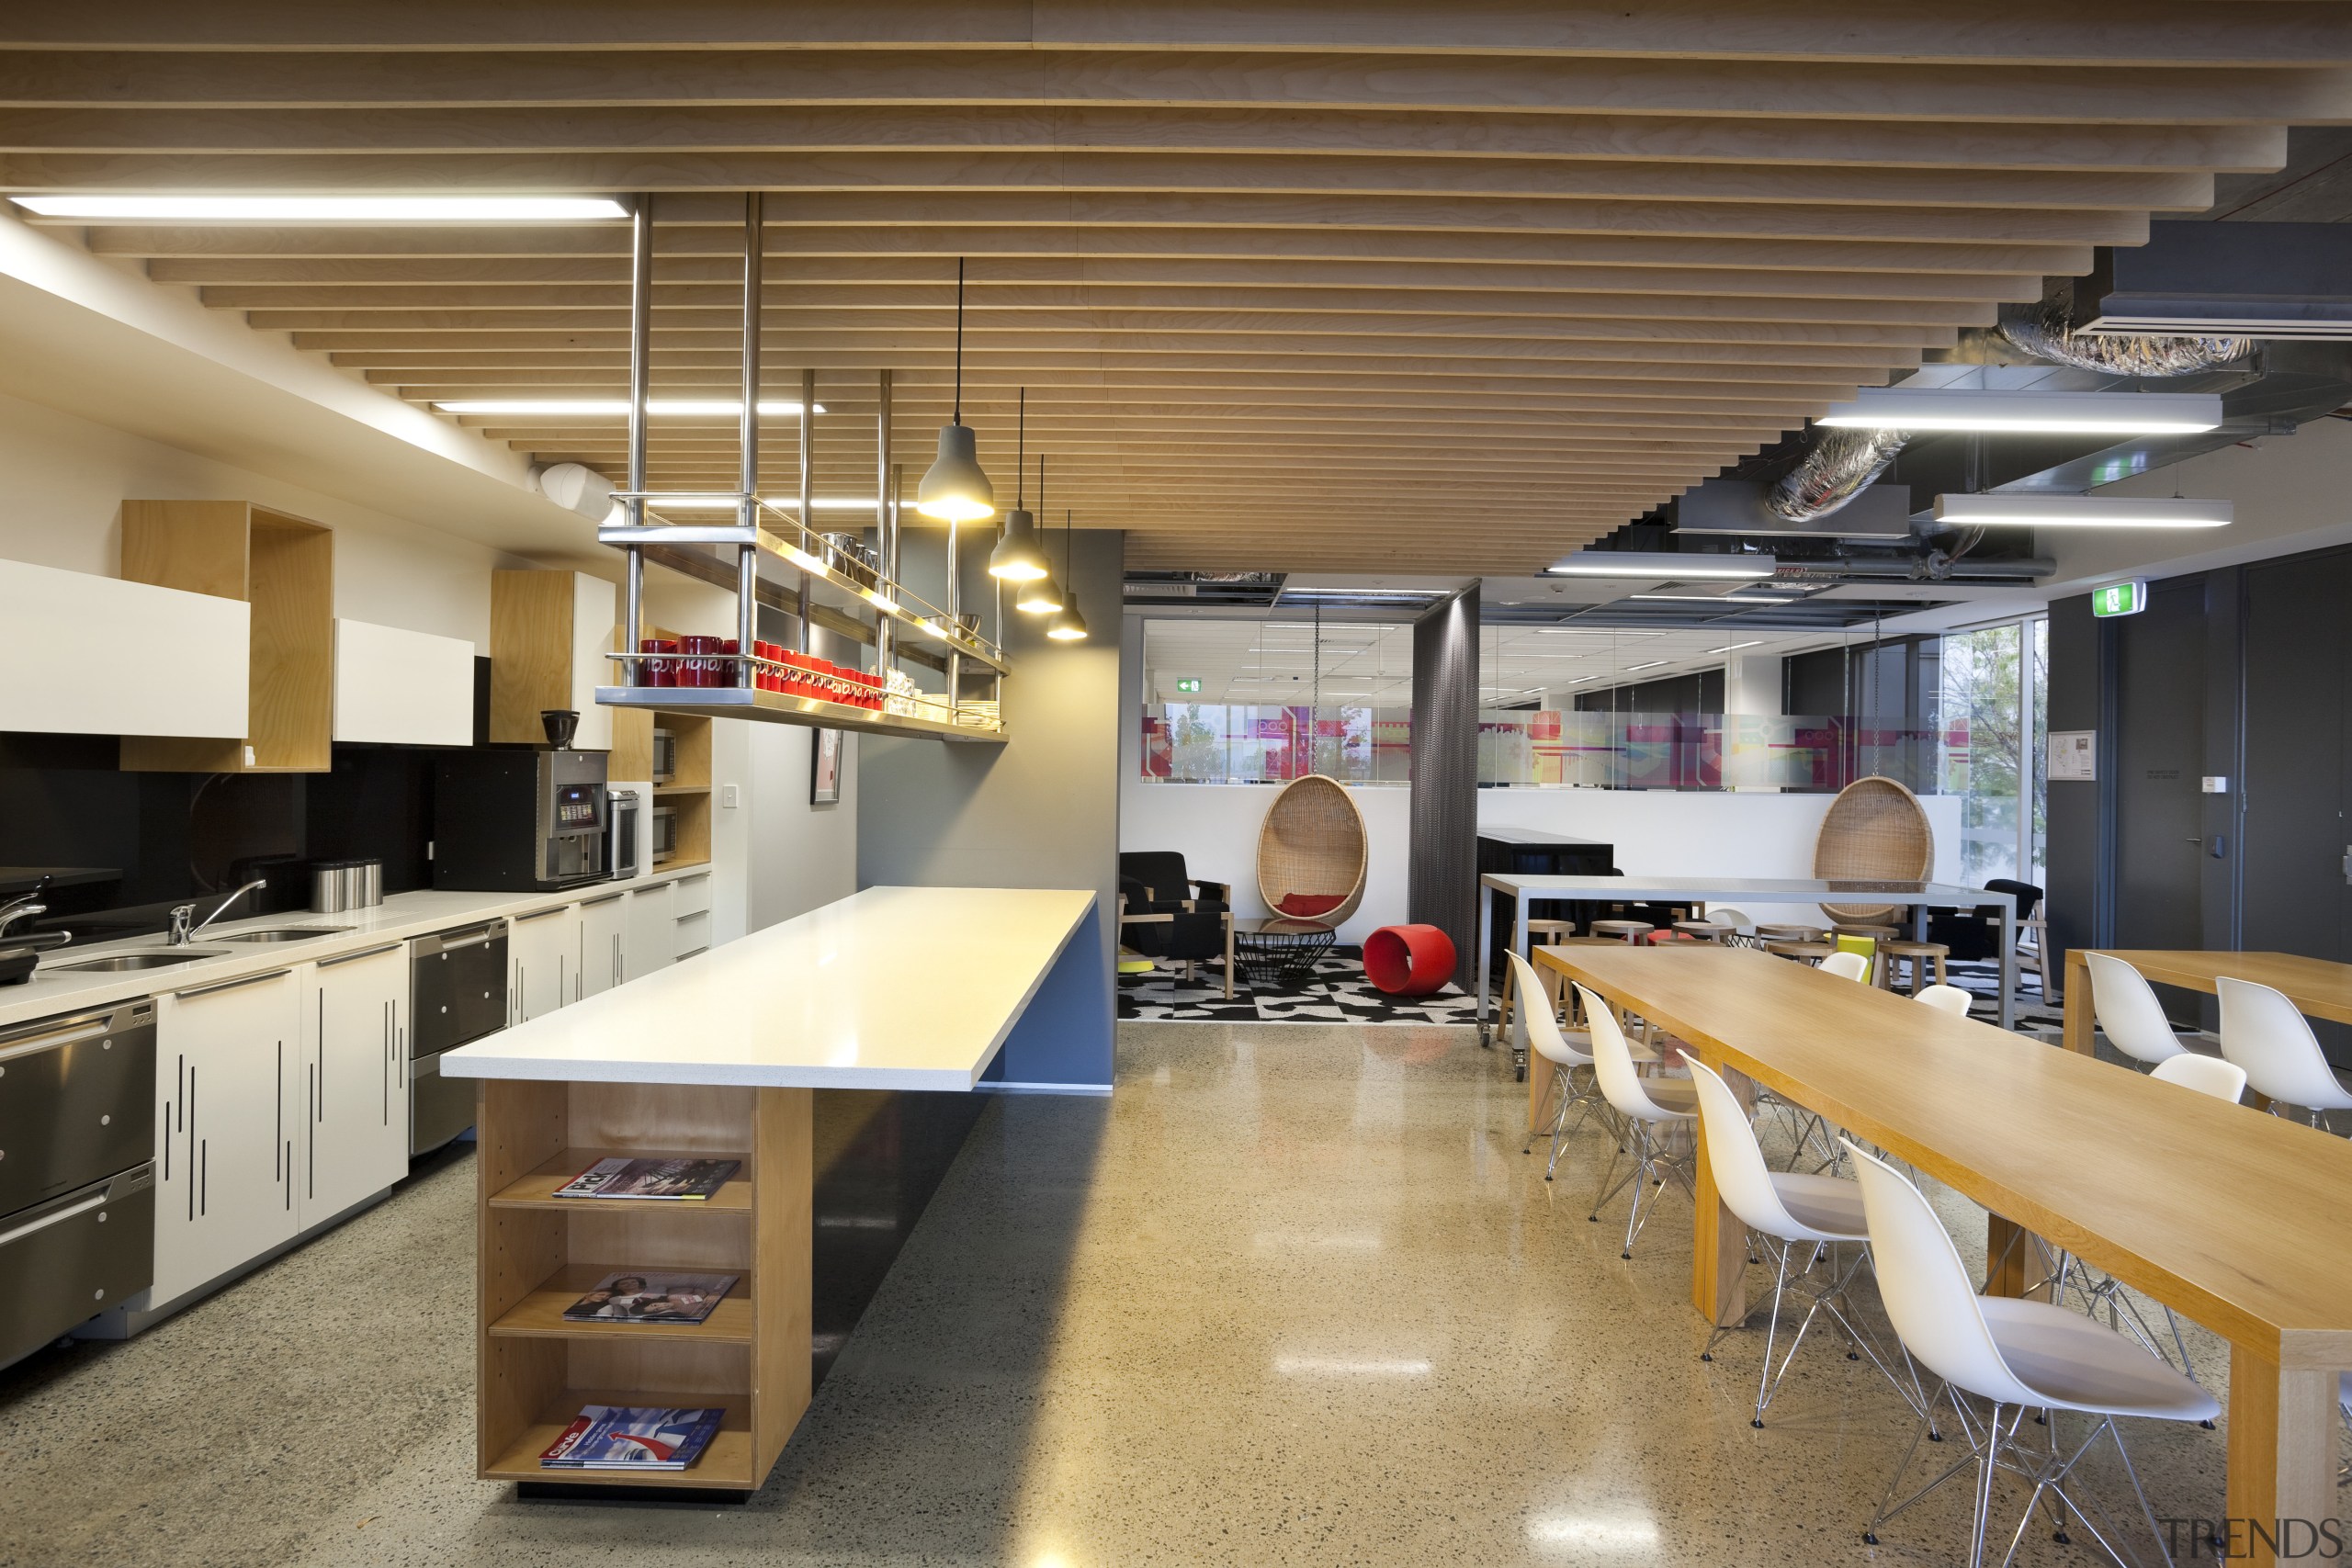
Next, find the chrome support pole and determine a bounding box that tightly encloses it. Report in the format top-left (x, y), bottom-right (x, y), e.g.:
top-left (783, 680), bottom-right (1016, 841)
top-left (797, 365), bottom-right (816, 654)
top-left (623, 192), bottom-right (652, 676)
top-left (875, 368), bottom-right (894, 676)
top-left (945, 517), bottom-right (962, 719)
top-left (736, 191), bottom-right (761, 684)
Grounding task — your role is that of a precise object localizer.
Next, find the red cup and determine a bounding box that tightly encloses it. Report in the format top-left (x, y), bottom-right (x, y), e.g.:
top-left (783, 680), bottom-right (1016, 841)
top-left (678, 634), bottom-right (724, 688)
top-left (639, 637), bottom-right (678, 688)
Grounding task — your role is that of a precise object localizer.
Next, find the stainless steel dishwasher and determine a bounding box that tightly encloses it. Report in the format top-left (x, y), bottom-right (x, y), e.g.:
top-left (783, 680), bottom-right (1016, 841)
top-left (0, 999), bottom-right (157, 1368)
top-left (409, 920), bottom-right (509, 1154)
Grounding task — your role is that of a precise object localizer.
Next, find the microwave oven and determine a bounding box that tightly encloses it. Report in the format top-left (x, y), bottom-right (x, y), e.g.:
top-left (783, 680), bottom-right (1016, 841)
top-left (651, 727), bottom-right (677, 784)
top-left (651, 804), bottom-right (679, 866)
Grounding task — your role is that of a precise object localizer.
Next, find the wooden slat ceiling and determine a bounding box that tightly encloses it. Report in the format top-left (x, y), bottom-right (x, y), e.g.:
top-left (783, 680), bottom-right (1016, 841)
top-left (4, 4), bottom-right (2348, 572)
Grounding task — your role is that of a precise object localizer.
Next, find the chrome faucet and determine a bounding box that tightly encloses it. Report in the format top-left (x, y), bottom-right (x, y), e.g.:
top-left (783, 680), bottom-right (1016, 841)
top-left (0, 874), bottom-right (52, 939)
top-left (168, 878), bottom-right (268, 946)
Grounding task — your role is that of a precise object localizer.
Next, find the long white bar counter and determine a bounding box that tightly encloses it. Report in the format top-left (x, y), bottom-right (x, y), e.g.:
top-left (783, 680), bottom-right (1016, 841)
top-left (441, 885), bottom-right (1096, 1091)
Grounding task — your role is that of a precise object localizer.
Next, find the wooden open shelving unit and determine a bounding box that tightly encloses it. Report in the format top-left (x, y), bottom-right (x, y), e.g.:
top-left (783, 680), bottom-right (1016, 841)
top-left (475, 1078), bottom-right (810, 1495)
top-left (118, 499), bottom-right (335, 773)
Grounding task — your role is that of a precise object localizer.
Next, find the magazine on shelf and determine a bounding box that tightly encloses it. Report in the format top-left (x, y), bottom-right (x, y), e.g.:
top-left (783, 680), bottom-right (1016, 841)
top-left (538, 1404), bottom-right (726, 1470)
top-left (552, 1156), bottom-right (741, 1201)
top-left (560, 1270), bottom-right (739, 1325)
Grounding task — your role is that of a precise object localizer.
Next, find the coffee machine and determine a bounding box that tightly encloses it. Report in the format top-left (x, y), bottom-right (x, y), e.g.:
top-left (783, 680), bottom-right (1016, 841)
top-left (431, 710), bottom-right (613, 892)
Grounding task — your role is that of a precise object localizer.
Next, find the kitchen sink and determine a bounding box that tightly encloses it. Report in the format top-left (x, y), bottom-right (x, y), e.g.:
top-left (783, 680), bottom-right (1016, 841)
top-left (213, 927), bottom-right (356, 943)
top-left (51, 949), bottom-right (232, 972)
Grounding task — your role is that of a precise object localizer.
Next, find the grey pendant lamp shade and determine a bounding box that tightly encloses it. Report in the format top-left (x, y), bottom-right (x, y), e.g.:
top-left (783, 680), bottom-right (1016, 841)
top-left (1046, 510), bottom-right (1090, 641)
top-left (1014, 449), bottom-right (1065, 612)
top-left (989, 389), bottom-right (1054, 583)
top-left (917, 258), bottom-right (996, 525)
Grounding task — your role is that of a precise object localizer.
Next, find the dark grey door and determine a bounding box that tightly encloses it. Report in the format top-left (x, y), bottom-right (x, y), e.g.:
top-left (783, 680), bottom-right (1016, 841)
top-left (2240, 551), bottom-right (2352, 1065)
top-left (2111, 581), bottom-right (2208, 958)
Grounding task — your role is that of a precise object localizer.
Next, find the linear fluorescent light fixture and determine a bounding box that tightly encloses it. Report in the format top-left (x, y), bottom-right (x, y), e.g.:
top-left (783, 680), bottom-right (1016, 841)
top-left (1707, 641), bottom-right (1764, 654)
top-left (437, 399), bottom-right (821, 417)
top-left (1629, 592), bottom-right (1792, 604)
top-left (1623, 660), bottom-right (1669, 671)
top-left (639, 494), bottom-right (871, 511)
top-left (12, 195), bottom-right (628, 222)
top-left (1816, 389), bottom-right (2222, 434)
top-left (1931, 494), bottom-right (2233, 529)
top-left (1546, 550), bottom-right (1776, 581)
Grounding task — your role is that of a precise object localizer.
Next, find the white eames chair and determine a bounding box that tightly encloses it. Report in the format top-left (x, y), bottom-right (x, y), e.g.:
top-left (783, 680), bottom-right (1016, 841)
top-left (1819, 949), bottom-right (1871, 983)
top-left (1845, 1141), bottom-right (2218, 1568)
top-left (2148, 1052), bottom-right (2246, 1103)
top-left (2084, 953), bottom-right (2188, 1067)
top-left (1915, 984), bottom-right (1973, 1019)
top-left (1510, 951), bottom-right (1605, 1179)
top-left (1576, 982), bottom-right (1697, 1258)
top-left (2218, 976), bottom-right (2352, 1132)
top-left (1687, 1060), bottom-right (1906, 1427)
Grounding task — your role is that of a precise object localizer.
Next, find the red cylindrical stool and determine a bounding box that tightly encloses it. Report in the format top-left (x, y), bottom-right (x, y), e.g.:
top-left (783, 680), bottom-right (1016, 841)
top-left (1363, 924), bottom-right (1457, 997)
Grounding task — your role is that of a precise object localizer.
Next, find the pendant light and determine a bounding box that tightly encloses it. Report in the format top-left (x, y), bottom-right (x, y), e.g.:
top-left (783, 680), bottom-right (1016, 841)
top-left (987, 386), bottom-right (1052, 582)
top-left (1015, 451), bottom-right (1066, 613)
top-left (1046, 510), bottom-right (1090, 641)
top-left (918, 257), bottom-right (996, 525)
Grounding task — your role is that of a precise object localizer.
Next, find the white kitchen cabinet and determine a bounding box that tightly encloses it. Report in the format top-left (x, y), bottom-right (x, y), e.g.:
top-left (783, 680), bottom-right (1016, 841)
top-left (332, 618), bottom-right (474, 747)
top-left (577, 891), bottom-right (628, 1000)
top-left (509, 903), bottom-right (581, 1022)
top-left (673, 871), bottom-right (713, 959)
top-left (0, 556), bottom-right (247, 739)
top-left (624, 882), bottom-right (674, 981)
top-left (300, 943), bottom-right (409, 1225)
top-left (152, 968), bottom-right (302, 1307)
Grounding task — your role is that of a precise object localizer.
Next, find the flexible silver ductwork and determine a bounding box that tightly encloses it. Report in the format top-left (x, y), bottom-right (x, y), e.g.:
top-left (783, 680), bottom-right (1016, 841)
top-left (1763, 425), bottom-right (1910, 523)
top-left (1996, 300), bottom-right (2250, 378)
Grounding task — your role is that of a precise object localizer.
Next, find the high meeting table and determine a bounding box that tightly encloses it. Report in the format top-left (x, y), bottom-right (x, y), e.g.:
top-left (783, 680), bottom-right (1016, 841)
top-left (1478, 874), bottom-right (2018, 1035)
top-left (2064, 949), bottom-right (2352, 1060)
top-left (1537, 942), bottom-right (2352, 1567)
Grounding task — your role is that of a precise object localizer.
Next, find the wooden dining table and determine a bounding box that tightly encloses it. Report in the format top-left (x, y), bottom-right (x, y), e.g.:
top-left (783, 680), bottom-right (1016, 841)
top-left (1535, 942), bottom-right (2352, 1566)
top-left (2064, 948), bottom-right (2352, 1059)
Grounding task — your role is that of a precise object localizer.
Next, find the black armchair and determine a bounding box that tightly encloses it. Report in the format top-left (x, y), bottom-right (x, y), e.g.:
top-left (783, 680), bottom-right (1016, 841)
top-left (1117, 853), bottom-right (1235, 999)
top-left (1928, 879), bottom-right (2046, 996)
top-left (1117, 852), bottom-right (1229, 912)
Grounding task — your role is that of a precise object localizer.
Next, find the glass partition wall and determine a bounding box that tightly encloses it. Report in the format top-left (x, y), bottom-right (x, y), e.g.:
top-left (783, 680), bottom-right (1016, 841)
top-left (1138, 613), bottom-right (2047, 822)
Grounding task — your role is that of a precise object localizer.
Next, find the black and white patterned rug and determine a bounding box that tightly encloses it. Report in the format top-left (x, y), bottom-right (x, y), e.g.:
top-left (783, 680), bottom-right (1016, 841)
top-left (1118, 945), bottom-right (1480, 1025)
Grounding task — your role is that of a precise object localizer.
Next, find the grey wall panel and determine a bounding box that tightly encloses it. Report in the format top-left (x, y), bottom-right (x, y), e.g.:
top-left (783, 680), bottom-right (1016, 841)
top-left (1408, 586), bottom-right (1480, 987)
top-left (2043, 593), bottom-right (2105, 975)
top-left (857, 527), bottom-right (1125, 1088)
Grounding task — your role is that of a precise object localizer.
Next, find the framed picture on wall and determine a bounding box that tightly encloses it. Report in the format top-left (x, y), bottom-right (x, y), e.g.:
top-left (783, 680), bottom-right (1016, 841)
top-left (810, 728), bottom-right (842, 805)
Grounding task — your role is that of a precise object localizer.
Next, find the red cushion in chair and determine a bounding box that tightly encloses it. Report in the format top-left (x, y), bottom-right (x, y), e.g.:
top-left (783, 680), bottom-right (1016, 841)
top-left (1363, 924), bottom-right (1457, 996)
top-left (1276, 892), bottom-right (1346, 918)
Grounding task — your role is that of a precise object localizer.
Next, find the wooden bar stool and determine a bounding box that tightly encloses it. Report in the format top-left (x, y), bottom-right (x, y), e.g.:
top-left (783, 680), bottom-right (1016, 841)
top-left (1590, 919), bottom-right (1654, 942)
top-left (1880, 939), bottom-right (1951, 994)
top-left (1754, 923), bottom-right (1827, 944)
top-left (1672, 920), bottom-right (1736, 943)
top-left (1764, 940), bottom-right (1835, 964)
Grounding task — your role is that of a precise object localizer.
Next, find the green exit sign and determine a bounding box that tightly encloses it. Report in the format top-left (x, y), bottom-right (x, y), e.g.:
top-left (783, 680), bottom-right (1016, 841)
top-left (1175, 677), bottom-right (1202, 694)
top-left (2091, 581), bottom-right (2149, 618)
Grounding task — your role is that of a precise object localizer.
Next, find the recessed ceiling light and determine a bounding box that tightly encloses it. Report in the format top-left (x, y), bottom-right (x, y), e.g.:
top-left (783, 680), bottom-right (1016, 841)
top-left (1931, 494), bottom-right (2233, 529)
top-left (1546, 550), bottom-right (1776, 581)
top-left (636, 494), bottom-right (875, 511)
top-left (1816, 388), bottom-right (2222, 434)
top-left (12, 195), bottom-right (628, 222)
top-left (1623, 660), bottom-right (1669, 671)
top-left (1706, 641), bottom-right (1764, 654)
top-left (437, 399), bottom-right (821, 417)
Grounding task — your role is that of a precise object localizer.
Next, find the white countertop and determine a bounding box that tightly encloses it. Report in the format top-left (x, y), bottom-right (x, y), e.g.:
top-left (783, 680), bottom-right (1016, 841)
top-left (441, 886), bottom-right (1096, 1092)
top-left (0, 865), bottom-right (715, 1029)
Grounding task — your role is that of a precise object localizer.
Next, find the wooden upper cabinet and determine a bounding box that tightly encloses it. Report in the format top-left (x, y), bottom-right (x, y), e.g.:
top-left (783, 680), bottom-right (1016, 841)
top-left (489, 570), bottom-right (616, 750)
top-left (119, 500), bottom-right (334, 773)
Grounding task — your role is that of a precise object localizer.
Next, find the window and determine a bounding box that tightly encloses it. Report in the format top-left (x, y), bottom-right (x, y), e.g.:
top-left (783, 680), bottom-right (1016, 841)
top-left (1937, 615), bottom-right (2049, 885)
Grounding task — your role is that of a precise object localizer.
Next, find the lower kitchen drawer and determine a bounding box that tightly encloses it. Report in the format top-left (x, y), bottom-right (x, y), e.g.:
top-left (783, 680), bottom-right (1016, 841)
top-left (0, 1164), bottom-right (154, 1368)
top-left (673, 908), bottom-right (710, 960)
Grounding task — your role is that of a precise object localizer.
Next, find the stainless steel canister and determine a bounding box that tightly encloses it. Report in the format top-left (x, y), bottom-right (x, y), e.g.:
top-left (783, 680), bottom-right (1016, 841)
top-left (310, 861), bottom-right (354, 913)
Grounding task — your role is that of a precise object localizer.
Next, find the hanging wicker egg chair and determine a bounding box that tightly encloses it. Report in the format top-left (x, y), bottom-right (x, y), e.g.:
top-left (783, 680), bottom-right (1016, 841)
top-left (1813, 774), bottom-right (1934, 928)
top-left (1255, 773), bottom-right (1370, 925)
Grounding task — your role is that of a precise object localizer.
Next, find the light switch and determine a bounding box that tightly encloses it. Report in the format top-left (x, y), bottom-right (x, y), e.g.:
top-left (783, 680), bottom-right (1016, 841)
top-left (2201, 776), bottom-right (2229, 794)
top-left (720, 783), bottom-right (740, 809)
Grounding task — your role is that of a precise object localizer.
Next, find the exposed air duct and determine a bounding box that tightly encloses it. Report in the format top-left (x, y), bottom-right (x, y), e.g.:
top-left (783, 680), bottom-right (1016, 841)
top-left (1996, 300), bottom-right (2250, 378)
top-left (1763, 425), bottom-right (1910, 524)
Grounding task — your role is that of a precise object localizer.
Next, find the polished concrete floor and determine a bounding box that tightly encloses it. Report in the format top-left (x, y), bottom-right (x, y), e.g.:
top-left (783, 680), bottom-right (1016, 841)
top-left (0, 1021), bottom-right (2245, 1567)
